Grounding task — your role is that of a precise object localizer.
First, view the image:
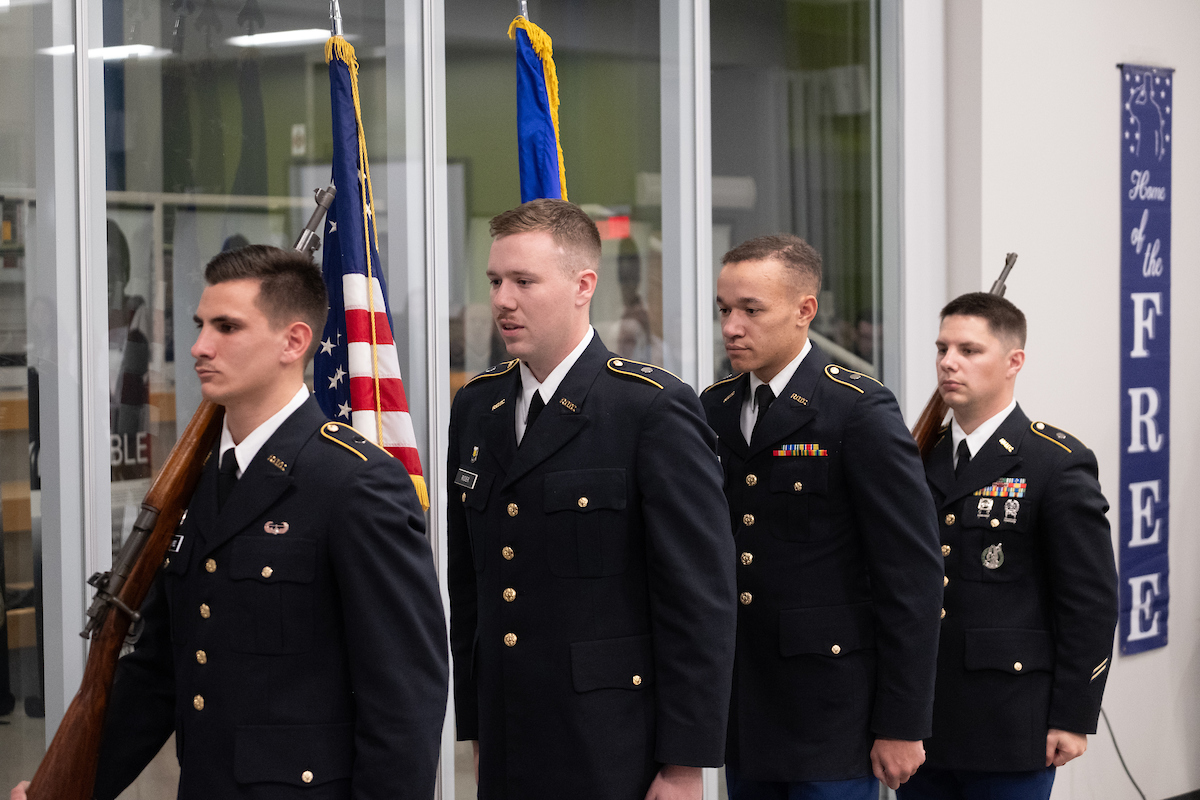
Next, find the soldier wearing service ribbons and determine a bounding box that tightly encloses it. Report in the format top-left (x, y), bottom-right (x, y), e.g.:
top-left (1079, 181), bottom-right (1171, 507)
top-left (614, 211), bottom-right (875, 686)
top-left (897, 293), bottom-right (1119, 800)
top-left (700, 235), bottom-right (944, 799)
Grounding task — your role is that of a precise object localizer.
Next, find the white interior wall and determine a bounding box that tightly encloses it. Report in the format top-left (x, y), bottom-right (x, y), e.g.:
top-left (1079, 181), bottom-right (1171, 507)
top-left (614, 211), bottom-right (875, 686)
top-left (945, 1), bottom-right (1200, 798)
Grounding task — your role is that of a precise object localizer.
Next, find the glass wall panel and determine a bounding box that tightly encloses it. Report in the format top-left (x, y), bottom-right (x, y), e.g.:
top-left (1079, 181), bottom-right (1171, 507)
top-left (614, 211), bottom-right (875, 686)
top-left (710, 0), bottom-right (879, 381)
top-left (444, 0), bottom-right (662, 793)
top-left (0, 0), bottom-right (52, 784)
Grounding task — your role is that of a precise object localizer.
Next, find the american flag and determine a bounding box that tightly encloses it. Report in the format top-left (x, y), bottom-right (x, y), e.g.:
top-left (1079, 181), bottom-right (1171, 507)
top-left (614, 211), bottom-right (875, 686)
top-left (313, 34), bottom-right (427, 510)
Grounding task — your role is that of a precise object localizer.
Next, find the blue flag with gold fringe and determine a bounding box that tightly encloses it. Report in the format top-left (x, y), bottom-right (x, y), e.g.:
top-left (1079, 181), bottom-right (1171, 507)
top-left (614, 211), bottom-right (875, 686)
top-left (508, 16), bottom-right (567, 202)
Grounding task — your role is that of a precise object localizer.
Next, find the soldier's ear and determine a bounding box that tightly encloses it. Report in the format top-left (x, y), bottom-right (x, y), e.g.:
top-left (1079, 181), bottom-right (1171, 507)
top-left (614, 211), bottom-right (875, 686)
top-left (1006, 348), bottom-right (1026, 379)
top-left (796, 293), bottom-right (818, 329)
top-left (280, 320), bottom-right (313, 366)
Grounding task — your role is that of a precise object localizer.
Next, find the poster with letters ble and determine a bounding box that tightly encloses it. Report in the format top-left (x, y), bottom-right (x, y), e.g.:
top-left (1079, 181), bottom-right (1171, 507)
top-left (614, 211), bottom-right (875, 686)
top-left (1119, 63), bottom-right (1171, 655)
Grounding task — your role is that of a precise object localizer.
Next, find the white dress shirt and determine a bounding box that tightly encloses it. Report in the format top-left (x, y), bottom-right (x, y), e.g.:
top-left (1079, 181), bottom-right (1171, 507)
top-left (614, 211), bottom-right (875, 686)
top-left (740, 339), bottom-right (813, 444)
top-left (515, 326), bottom-right (595, 445)
top-left (950, 398), bottom-right (1018, 470)
top-left (218, 384), bottom-right (310, 478)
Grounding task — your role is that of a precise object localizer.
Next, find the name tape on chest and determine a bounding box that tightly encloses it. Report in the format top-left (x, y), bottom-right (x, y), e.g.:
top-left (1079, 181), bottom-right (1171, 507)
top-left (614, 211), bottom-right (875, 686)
top-left (973, 477), bottom-right (1027, 498)
top-left (455, 468), bottom-right (480, 490)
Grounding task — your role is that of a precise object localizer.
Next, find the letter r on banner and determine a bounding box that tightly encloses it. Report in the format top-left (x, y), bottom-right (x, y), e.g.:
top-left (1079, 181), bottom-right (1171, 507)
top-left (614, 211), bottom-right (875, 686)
top-left (1127, 387), bottom-right (1164, 453)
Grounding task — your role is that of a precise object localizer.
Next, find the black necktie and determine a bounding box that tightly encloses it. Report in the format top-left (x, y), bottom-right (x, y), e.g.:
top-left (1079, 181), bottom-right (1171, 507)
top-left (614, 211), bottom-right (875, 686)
top-left (955, 439), bottom-right (971, 478)
top-left (525, 392), bottom-right (546, 433)
top-left (217, 448), bottom-right (239, 510)
top-left (752, 385), bottom-right (775, 439)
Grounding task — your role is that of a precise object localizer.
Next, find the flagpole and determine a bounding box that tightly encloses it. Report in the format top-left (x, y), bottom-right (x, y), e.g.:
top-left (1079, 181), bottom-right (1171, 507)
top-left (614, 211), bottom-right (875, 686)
top-left (519, 1), bottom-right (528, 20)
top-left (330, 0), bottom-right (344, 36)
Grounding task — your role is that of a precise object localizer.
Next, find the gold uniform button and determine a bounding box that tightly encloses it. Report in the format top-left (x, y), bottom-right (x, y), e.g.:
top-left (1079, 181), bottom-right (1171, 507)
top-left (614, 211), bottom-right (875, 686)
top-left (793, 482), bottom-right (803, 492)
top-left (740, 552), bottom-right (753, 566)
top-left (632, 675), bottom-right (642, 686)
top-left (991, 519), bottom-right (1000, 528)
top-left (1014, 661), bottom-right (1023, 672)
top-left (831, 644), bottom-right (842, 655)
top-left (944, 514), bottom-right (956, 526)
top-left (504, 632), bottom-right (517, 647)
top-left (941, 544), bottom-right (951, 557)
top-left (578, 497), bottom-right (589, 508)
top-left (742, 513), bottom-right (755, 527)
top-left (204, 558), bottom-right (217, 573)
top-left (261, 566), bottom-right (273, 579)
top-left (163, 558), bottom-right (170, 568)
top-left (199, 604), bottom-right (211, 619)
top-left (461, 492), bottom-right (466, 502)
top-left (193, 695), bottom-right (205, 711)
top-left (507, 503), bottom-right (519, 517)
top-left (740, 592), bottom-right (753, 605)
top-left (745, 474), bottom-right (758, 487)
top-left (940, 608), bottom-right (947, 619)
top-left (503, 588), bottom-right (517, 602)
top-left (1035, 422), bottom-right (1045, 430)
top-left (196, 650), bottom-right (207, 665)
top-left (301, 771), bottom-right (314, 784)
top-left (502, 546), bottom-right (515, 561)
top-left (943, 576), bottom-right (949, 587)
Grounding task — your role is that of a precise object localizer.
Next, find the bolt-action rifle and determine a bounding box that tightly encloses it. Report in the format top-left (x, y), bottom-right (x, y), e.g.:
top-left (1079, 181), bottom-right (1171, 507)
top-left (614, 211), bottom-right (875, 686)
top-left (910, 252), bottom-right (1017, 460)
top-left (24, 184), bottom-right (335, 800)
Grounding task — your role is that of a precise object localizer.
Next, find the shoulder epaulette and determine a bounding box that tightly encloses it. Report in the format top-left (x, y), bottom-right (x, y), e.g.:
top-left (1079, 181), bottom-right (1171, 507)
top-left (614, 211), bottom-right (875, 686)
top-left (702, 372), bottom-right (743, 396)
top-left (320, 421), bottom-right (389, 461)
top-left (1030, 420), bottom-right (1083, 453)
top-left (462, 359), bottom-right (518, 388)
top-left (823, 364), bottom-right (883, 394)
top-left (606, 357), bottom-right (681, 389)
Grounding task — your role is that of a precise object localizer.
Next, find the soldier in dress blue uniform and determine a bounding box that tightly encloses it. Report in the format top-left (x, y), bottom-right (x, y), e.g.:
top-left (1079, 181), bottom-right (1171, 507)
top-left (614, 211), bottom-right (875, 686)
top-left (11, 246), bottom-right (448, 800)
top-left (446, 199), bottom-right (737, 800)
top-left (897, 293), bottom-right (1118, 800)
top-left (700, 235), bottom-right (944, 799)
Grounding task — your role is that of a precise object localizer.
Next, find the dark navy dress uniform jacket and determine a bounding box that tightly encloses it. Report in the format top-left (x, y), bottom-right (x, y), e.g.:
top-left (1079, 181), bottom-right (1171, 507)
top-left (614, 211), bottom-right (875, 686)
top-left (923, 405), bottom-right (1118, 771)
top-left (94, 397), bottom-right (449, 800)
top-left (700, 345), bottom-right (943, 783)
top-left (447, 336), bottom-right (737, 800)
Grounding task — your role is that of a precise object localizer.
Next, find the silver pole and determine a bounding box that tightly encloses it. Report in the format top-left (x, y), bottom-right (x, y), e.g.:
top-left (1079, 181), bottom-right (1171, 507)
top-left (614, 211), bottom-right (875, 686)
top-left (519, 1), bottom-right (529, 20)
top-left (330, 0), bottom-right (344, 36)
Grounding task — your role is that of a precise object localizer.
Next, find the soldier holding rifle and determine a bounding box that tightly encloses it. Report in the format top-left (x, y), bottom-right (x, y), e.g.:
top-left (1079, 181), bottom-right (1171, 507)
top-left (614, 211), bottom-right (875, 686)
top-left (898, 293), bottom-right (1118, 800)
top-left (14, 245), bottom-right (448, 800)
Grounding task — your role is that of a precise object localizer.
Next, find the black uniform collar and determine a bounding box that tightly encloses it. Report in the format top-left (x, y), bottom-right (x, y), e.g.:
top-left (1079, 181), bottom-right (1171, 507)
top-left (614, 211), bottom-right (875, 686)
top-left (929, 403), bottom-right (1028, 504)
top-left (196, 396), bottom-right (326, 554)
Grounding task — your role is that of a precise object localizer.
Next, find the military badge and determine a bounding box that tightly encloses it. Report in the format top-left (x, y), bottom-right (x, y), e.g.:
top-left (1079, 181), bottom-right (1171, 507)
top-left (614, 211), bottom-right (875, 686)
top-left (471, 446), bottom-right (479, 464)
top-left (454, 468), bottom-right (480, 490)
top-left (264, 521), bottom-right (290, 535)
top-left (977, 497), bottom-right (994, 519)
top-left (1004, 499), bottom-right (1020, 524)
top-left (169, 534), bottom-right (185, 553)
top-left (982, 543), bottom-right (1004, 570)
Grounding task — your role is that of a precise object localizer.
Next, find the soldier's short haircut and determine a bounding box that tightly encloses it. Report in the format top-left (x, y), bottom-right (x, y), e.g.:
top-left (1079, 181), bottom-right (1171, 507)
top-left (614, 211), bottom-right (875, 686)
top-left (204, 244), bottom-right (328, 360)
top-left (489, 198), bottom-right (602, 275)
top-left (940, 292), bottom-right (1027, 348)
top-left (722, 234), bottom-right (823, 295)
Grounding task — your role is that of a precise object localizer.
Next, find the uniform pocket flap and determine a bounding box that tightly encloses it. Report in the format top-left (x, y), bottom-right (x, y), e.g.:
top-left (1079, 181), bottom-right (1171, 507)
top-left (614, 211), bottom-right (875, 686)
top-left (779, 602), bottom-right (874, 657)
top-left (769, 459), bottom-right (829, 495)
top-left (571, 634), bottom-right (654, 692)
top-left (458, 469), bottom-right (494, 510)
top-left (964, 628), bottom-right (1054, 674)
top-left (230, 537), bottom-right (316, 583)
top-left (234, 722), bottom-right (353, 785)
top-left (545, 468), bottom-right (627, 513)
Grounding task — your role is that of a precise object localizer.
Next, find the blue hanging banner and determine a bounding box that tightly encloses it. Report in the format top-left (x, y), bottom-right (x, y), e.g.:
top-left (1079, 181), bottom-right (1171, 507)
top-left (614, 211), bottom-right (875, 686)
top-left (1118, 63), bottom-right (1172, 655)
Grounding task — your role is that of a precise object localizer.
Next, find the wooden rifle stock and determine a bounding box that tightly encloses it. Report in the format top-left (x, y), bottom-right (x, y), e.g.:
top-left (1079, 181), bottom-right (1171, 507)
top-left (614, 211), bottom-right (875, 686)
top-left (911, 253), bottom-right (1018, 460)
top-left (26, 400), bottom-right (222, 800)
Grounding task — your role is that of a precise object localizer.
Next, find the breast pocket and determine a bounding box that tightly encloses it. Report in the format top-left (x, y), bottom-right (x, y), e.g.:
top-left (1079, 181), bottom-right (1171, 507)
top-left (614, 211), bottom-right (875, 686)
top-left (957, 495), bottom-right (1031, 583)
top-left (228, 537), bottom-right (317, 654)
top-left (164, 527), bottom-right (196, 645)
top-left (544, 468), bottom-right (628, 577)
top-left (769, 460), bottom-right (831, 542)
top-left (458, 469), bottom-right (495, 573)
